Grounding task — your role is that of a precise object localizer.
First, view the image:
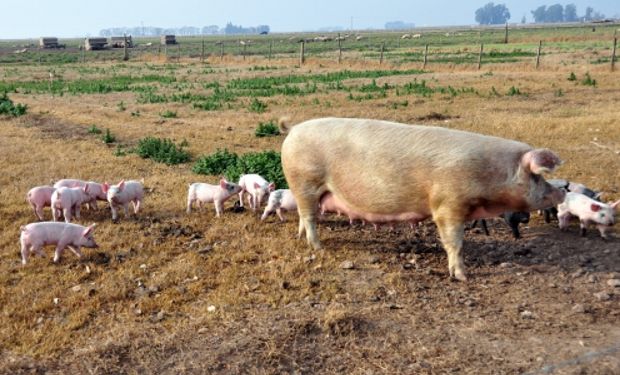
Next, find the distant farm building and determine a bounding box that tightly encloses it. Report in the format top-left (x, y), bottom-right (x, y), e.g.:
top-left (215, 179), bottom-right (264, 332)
top-left (110, 35), bottom-right (133, 48)
top-left (39, 37), bottom-right (65, 49)
top-left (160, 35), bottom-right (177, 45)
top-left (84, 37), bottom-right (108, 51)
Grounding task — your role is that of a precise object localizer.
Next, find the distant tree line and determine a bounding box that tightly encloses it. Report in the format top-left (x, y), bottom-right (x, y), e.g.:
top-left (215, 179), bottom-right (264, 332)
top-left (99, 23), bottom-right (270, 37)
top-left (474, 2), bottom-right (607, 25)
top-left (475, 3), bottom-right (511, 25)
top-left (530, 4), bottom-right (605, 23)
top-left (385, 21), bottom-right (416, 30)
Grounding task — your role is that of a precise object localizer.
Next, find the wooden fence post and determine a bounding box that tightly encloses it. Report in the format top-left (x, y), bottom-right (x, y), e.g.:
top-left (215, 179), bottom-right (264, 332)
top-left (220, 43), bottom-right (224, 60)
top-left (177, 44), bottom-right (181, 60)
top-left (243, 43), bottom-right (247, 60)
top-left (81, 45), bottom-right (85, 63)
top-left (477, 43), bottom-right (483, 69)
top-left (535, 40), bottom-right (542, 69)
top-left (611, 37), bottom-right (617, 72)
top-left (123, 34), bottom-right (129, 61)
top-left (268, 40), bottom-right (272, 61)
top-left (201, 39), bottom-right (205, 62)
top-left (300, 41), bottom-right (305, 65)
top-left (504, 22), bottom-right (508, 44)
top-left (338, 34), bottom-right (342, 64)
top-left (379, 42), bottom-right (384, 64)
top-left (423, 44), bottom-right (428, 69)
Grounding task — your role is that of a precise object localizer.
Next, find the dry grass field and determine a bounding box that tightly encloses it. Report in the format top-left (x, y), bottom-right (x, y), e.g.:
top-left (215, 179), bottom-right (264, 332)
top-left (1, 27), bottom-right (619, 373)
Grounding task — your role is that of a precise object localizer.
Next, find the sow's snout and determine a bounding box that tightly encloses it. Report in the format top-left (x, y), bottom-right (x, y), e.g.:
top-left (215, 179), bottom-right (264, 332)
top-left (534, 181), bottom-right (566, 211)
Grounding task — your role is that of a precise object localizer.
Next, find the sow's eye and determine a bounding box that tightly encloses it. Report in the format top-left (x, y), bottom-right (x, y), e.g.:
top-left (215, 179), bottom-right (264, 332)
top-left (600, 213), bottom-right (606, 218)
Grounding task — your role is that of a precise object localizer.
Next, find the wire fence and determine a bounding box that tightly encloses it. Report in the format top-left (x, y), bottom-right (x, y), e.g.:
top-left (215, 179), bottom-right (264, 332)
top-left (0, 23), bottom-right (618, 70)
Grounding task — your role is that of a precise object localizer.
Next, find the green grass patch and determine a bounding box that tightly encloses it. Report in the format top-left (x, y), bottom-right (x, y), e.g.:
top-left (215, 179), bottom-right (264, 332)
top-left (248, 98), bottom-right (267, 113)
top-left (160, 110), bottom-right (177, 118)
top-left (88, 124), bottom-right (102, 134)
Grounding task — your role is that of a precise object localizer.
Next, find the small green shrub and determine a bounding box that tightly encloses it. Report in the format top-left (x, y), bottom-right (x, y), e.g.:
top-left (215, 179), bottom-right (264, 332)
top-left (193, 149), bottom-right (287, 188)
top-left (0, 92), bottom-right (27, 117)
top-left (131, 110), bottom-right (141, 117)
top-left (88, 124), bottom-right (102, 134)
top-left (255, 121), bottom-right (280, 137)
top-left (248, 98), bottom-right (267, 113)
top-left (117, 101), bottom-right (126, 112)
top-left (192, 148), bottom-right (238, 175)
top-left (581, 73), bottom-right (596, 86)
top-left (224, 150), bottom-right (286, 189)
top-left (114, 144), bottom-right (126, 157)
top-left (135, 137), bottom-right (190, 165)
top-left (102, 128), bottom-right (116, 144)
top-left (160, 110), bottom-right (177, 118)
top-left (567, 72), bottom-right (577, 81)
top-left (506, 86), bottom-right (522, 96)
top-left (554, 89), bottom-right (564, 97)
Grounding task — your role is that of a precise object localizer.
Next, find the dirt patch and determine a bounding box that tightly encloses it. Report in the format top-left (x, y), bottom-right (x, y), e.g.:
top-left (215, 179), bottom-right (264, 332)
top-left (16, 114), bottom-right (92, 140)
top-left (415, 111), bottom-right (459, 122)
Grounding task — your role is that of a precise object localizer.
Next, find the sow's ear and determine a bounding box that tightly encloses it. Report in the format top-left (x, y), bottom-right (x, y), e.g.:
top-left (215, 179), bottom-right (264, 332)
top-left (521, 149), bottom-right (563, 175)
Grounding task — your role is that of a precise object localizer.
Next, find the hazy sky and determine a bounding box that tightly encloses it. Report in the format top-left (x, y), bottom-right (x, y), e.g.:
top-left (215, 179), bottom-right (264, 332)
top-left (1, 1), bottom-right (617, 39)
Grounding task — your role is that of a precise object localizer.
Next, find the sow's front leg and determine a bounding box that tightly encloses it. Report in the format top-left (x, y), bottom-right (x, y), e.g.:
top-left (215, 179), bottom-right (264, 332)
top-left (433, 204), bottom-right (467, 281)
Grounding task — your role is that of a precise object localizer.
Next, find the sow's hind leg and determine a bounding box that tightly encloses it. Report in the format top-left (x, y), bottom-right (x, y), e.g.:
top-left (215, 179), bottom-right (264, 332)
top-left (433, 204), bottom-right (467, 281)
top-left (289, 187), bottom-right (322, 250)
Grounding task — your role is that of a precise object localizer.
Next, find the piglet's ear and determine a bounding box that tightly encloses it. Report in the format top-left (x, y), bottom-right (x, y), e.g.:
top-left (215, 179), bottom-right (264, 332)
top-left (102, 183), bottom-right (109, 193)
top-left (590, 204), bottom-right (602, 212)
top-left (118, 180), bottom-right (125, 191)
top-left (521, 149), bottom-right (563, 175)
top-left (83, 184), bottom-right (90, 193)
top-left (253, 182), bottom-right (261, 189)
top-left (268, 183), bottom-right (275, 191)
top-left (82, 223), bottom-right (96, 237)
top-left (610, 200), bottom-right (620, 212)
top-left (220, 179), bottom-right (227, 189)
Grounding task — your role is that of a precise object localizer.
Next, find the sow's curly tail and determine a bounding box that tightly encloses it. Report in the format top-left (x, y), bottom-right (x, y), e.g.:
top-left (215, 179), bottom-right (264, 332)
top-left (278, 117), bottom-right (292, 134)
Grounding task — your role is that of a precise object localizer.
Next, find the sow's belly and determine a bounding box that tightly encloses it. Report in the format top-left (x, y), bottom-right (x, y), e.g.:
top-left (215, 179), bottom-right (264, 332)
top-left (319, 192), bottom-right (430, 224)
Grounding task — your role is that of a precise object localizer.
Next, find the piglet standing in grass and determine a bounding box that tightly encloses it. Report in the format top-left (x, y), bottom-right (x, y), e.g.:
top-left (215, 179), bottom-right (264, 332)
top-left (51, 186), bottom-right (91, 223)
top-left (261, 189), bottom-right (297, 221)
top-left (186, 179), bottom-right (242, 217)
top-left (53, 179), bottom-right (107, 210)
top-left (103, 180), bottom-right (144, 222)
top-left (558, 192), bottom-right (619, 239)
top-left (238, 174), bottom-right (275, 211)
top-left (26, 186), bottom-right (55, 221)
top-left (20, 222), bottom-right (98, 264)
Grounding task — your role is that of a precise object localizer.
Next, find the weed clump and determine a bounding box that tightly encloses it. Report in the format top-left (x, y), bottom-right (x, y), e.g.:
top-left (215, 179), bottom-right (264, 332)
top-left (255, 121), bottom-right (280, 137)
top-left (0, 92), bottom-right (27, 117)
top-left (193, 149), bottom-right (286, 188)
top-left (102, 128), bottom-right (116, 144)
top-left (135, 137), bottom-right (190, 165)
top-left (192, 149), bottom-right (238, 175)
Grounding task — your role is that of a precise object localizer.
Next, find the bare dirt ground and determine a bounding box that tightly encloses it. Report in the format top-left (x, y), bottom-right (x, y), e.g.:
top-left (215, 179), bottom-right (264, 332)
top-left (0, 54), bottom-right (619, 374)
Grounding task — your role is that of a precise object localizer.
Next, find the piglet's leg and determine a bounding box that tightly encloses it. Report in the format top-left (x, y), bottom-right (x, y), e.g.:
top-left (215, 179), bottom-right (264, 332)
top-left (67, 246), bottom-right (83, 259)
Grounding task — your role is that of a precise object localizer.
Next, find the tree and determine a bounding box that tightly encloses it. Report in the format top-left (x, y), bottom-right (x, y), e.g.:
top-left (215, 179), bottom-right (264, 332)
top-left (546, 4), bottom-right (564, 23)
top-left (475, 2), bottom-right (511, 25)
top-left (531, 5), bottom-right (547, 23)
top-left (564, 4), bottom-right (578, 22)
top-left (521, 15), bottom-right (527, 24)
top-left (584, 6), bottom-right (593, 21)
